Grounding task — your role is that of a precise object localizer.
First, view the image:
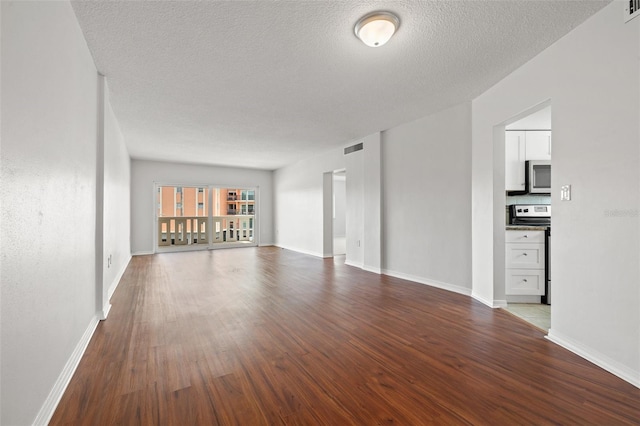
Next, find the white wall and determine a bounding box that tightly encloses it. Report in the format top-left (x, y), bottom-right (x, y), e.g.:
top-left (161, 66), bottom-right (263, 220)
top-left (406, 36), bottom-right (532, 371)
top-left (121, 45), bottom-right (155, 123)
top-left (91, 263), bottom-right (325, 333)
top-left (382, 103), bottom-right (472, 294)
top-left (342, 132), bottom-right (383, 270)
top-left (131, 159), bottom-right (274, 254)
top-left (472, 2), bottom-right (639, 386)
top-left (274, 147), bottom-right (345, 257)
top-left (1, 2), bottom-right (100, 424)
top-left (345, 148), bottom-right (364, 266)
top-left (362, 133), bottom-right (382, 273)
top-left (102, 82), bottom-right (131, 311)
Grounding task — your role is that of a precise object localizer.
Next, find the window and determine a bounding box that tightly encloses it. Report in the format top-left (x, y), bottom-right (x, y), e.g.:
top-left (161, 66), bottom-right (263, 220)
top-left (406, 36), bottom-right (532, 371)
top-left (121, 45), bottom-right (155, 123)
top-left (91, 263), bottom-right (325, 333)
top-left (157, 185), bottom-right (256, 248)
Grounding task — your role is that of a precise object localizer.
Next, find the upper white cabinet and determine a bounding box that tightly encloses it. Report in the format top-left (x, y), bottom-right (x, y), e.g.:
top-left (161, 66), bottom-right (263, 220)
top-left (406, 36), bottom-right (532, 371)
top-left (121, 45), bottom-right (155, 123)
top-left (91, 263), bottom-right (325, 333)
top-left (524, 131), bottom-right (552, 161)
top-left (505, 131), bottom-right (525, 191)
top-left (505, 130), bottom-right (551, 191)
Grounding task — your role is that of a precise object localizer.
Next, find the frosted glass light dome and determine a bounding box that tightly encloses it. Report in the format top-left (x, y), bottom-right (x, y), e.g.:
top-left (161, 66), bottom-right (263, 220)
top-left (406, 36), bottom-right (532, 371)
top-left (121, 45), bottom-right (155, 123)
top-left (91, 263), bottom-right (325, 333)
top-left (354, 12), bottom-right (400, 47)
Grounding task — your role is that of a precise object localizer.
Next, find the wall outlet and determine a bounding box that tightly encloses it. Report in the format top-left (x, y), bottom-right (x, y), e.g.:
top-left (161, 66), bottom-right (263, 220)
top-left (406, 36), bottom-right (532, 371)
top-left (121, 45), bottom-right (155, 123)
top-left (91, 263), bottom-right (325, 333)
top-left (561, 185), bottom-right (571, 201)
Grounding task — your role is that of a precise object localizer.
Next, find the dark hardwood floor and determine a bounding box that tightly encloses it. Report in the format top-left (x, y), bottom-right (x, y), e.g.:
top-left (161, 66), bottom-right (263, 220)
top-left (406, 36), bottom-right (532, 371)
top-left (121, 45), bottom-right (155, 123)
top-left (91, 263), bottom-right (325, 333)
top-left (51, 247), bottom-right (639, 425)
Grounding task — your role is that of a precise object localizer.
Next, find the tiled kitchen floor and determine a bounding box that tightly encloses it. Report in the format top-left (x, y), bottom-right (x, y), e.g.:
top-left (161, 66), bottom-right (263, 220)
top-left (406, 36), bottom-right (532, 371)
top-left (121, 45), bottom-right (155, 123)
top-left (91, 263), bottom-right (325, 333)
top-left (504, 303), bottom-right (550, 332)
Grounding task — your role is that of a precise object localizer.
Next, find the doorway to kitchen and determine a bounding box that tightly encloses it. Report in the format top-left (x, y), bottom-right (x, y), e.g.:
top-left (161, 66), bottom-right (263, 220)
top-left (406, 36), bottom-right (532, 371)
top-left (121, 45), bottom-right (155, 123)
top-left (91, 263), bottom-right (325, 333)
top-left (322, 169), bottom-right (347, 261)
top-left (333, 170), bottom-right (347, 256)
top-left (502, 102), bottom-right (552, 332)
top-left (155, 185), bottom-right (258, 251)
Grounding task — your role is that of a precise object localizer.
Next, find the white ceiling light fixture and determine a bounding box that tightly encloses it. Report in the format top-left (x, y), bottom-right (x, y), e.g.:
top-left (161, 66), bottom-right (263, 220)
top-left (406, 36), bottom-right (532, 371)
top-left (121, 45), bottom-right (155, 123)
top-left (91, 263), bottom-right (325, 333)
top-left (354, 11), bottom-right (400, 47)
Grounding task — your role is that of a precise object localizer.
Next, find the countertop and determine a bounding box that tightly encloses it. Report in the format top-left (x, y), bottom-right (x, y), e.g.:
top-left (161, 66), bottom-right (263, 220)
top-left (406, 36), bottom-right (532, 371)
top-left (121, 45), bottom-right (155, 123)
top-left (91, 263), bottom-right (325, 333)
top-left (505, 225), bottom-right (548, 231)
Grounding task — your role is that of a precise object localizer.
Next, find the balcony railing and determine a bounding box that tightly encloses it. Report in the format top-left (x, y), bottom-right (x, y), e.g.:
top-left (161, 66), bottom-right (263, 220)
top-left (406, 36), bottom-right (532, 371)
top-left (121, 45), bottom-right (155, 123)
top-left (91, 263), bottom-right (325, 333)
top-left (158, 215), bottom-right (254, 247)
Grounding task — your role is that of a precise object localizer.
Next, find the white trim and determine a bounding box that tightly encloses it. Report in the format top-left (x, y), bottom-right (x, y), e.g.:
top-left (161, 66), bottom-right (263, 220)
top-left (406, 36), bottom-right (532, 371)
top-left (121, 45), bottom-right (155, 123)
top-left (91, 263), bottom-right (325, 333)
top-left (100, 303), bottom-right (112, 321)
top-left (132, 251), bottom-right (154, 256)
top-left (275, 244), bottom-right (325, 259)
top-left (472, 292), bottom-right (498, 308)
top-left (363, 265), bottom-right (382, 274)
top-left (344, 260), bottom-right (364, 269)
top-left (107, 255), bottom-right (131, 300)
top-left (492, 299), bottom-right (508, 308)
top-left (546, 329), bottom-right (640, 389)
top-left (258, 243), bottom-right (274, 247)
top-left (32, 315), bottom-right (100, 426)
top-left (383, 268), bottom-right (471, 296)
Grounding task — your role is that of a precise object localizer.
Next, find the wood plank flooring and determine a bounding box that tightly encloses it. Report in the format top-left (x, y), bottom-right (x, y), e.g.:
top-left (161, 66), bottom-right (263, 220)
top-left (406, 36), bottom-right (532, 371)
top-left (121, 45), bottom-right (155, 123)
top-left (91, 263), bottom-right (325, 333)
top-left (50, 247), bottom-right (640, 425)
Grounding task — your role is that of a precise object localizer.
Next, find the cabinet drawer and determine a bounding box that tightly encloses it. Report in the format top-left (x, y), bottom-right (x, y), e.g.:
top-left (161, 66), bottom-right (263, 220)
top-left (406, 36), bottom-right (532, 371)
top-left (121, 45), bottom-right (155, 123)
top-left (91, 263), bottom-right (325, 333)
top-left (506, 269), bottom-right (545, 295)
top-left (506, 243), bottom-right (545, 269)
top-left (505, 230), bottom-right (545, 244)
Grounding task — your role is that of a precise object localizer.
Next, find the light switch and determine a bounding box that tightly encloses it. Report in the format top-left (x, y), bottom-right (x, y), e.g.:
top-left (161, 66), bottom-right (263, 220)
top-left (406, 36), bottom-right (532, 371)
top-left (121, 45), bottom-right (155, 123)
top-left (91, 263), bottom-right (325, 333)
top-left (561, 185), bottom-right (571, 201)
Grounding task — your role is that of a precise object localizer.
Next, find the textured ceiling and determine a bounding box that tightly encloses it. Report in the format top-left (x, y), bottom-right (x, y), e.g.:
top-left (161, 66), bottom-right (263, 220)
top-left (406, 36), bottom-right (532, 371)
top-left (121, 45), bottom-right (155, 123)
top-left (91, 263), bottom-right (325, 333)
top-left (71, 0), bottom-right (609, 170)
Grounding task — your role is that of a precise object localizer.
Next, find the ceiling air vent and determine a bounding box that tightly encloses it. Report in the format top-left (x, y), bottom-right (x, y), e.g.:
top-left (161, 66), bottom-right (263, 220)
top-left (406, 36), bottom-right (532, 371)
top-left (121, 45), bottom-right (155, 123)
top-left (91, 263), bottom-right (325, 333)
top-left (625, 0), bottom-right (640, 22)
top-left (344, 142), bottom-right (363, 155)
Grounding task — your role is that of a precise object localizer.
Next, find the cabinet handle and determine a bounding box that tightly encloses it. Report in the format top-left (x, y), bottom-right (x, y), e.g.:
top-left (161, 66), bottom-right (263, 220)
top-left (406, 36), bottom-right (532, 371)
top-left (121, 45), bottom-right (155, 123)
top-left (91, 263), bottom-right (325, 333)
top-left (523, 279), bottom-right (528, 282)
top-left (522, 253), bottom-right (528, 256)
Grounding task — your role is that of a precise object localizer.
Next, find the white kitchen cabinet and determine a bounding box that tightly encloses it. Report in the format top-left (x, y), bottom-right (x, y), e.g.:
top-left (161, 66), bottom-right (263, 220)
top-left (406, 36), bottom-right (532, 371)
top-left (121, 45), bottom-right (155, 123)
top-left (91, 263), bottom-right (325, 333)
top-left (505, 130), bottom-right (551, 191)
top-left (524, 131), bottom-right (552, 160)
top-left (505, 229), bottom-right (545, 295)
top-left (506, 269), bottom-right (545, 295)
top-left (505, 131), bottom-right (525, 191)
top-left (505, 229), bottom-right (545, 244)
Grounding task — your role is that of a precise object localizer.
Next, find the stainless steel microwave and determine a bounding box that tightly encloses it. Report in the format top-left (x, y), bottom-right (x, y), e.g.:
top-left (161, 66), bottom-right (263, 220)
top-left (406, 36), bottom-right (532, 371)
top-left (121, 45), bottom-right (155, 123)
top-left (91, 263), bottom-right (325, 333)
top-left (526, 160), bottom-right (551, 194)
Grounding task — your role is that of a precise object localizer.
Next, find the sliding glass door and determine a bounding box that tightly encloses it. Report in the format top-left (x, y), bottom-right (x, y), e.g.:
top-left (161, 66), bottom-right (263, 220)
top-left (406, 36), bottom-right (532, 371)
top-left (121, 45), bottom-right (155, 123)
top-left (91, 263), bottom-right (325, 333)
top-left (156, 185), bottom-right (257, 250)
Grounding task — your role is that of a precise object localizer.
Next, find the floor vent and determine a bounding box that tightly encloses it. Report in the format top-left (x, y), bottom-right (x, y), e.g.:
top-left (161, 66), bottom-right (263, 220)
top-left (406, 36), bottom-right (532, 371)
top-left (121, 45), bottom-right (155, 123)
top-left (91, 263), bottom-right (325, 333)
top-left (344, 142), bottom-right (363, 155)
top-left (625, 0), bottom-right (640, 22)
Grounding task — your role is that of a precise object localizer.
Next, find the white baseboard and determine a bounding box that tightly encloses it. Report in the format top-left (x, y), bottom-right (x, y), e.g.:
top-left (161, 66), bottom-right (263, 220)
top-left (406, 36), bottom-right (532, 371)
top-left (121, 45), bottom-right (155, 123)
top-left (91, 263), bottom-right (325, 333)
top-left (362, 265), bottom-right (382, 274)
top-left (546, 329), bottom-right (640, 389)
top-left (258, 243), bottom-right (274, 247)
top-left (100, 303), bottom-right (112, 321)
top-left (100, 255), bottom-right (131, 320)
top-left (344, 260), bottom-right (364, 269)
top-left (32, 315), bottom-right (100, 425)
top-left (274, 244), bottom-right (325, 258)
top-left (472, 292), bottom-right (496, 308)
top-left (492, 299), bottom-right (508, 308)
top-left (107, 255), bottom-right (131, 301)
top-left (132, 250), bottom-right (154, 256)
top-left (471, 293), bottom-right (507, 309)
top-left (384, 268), bottom-right (471, 297)
top-left (506, 295), bottom-right (541, 304)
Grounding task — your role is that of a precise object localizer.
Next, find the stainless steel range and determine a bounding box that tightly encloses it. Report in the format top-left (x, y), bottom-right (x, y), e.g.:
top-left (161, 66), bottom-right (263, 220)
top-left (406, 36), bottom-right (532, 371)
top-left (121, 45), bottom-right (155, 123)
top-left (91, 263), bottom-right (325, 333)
top-left (509, 204), bottom-right (551, 304)
top-left (509, 204), bottom-right (551, 227)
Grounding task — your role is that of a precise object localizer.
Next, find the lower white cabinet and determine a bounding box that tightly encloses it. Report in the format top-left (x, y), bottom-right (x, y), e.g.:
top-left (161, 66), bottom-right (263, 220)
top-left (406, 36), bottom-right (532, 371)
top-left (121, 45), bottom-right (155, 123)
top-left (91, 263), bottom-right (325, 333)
top-left (506, 230), bottom-right (545, 295)
top-left (506, 269), bottom-right (545, 295)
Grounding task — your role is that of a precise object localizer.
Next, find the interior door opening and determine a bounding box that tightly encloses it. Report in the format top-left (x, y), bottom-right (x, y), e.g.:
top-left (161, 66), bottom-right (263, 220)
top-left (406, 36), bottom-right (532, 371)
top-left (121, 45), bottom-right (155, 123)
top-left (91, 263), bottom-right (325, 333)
top-left (501, 102), bottom-right (552, 332)
top-left (333, 171), bottom-right (346, 255)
